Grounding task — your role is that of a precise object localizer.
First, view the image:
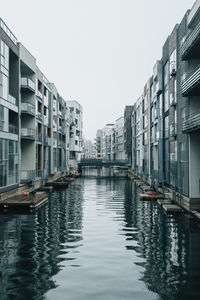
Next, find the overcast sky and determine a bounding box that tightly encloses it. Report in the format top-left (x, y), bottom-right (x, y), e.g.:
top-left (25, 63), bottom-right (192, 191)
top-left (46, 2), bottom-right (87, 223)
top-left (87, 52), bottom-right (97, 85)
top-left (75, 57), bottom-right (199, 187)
top-left (1, 0), bottom-right (195, 139)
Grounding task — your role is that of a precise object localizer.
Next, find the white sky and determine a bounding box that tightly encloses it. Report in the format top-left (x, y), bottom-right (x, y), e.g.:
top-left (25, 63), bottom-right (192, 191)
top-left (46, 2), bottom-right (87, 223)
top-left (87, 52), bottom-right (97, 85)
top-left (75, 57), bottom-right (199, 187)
top-left (1, 0), bottom-right (195, 139)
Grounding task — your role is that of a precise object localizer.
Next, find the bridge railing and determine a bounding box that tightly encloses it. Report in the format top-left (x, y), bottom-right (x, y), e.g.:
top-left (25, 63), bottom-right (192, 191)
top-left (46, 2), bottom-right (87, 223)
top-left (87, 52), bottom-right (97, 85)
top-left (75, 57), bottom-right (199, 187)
top-left (79, 159), bottom-right (129, 166)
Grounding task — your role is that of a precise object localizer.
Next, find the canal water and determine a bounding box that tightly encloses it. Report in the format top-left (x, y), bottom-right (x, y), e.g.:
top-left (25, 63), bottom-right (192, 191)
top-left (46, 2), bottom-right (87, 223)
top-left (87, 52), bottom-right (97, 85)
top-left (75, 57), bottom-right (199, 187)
top-left (0, 178), bottom-right (200, 300)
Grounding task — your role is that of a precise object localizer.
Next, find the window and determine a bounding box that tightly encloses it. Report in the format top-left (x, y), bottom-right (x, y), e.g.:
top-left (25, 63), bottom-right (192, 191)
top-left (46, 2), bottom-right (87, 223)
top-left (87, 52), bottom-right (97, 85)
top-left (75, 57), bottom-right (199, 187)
top-left (0, 72), bottom-right (8, 100)
top-left (164, 116), bottom-right (169, 138)
top-left (0, 41), bottom-right (9, 70)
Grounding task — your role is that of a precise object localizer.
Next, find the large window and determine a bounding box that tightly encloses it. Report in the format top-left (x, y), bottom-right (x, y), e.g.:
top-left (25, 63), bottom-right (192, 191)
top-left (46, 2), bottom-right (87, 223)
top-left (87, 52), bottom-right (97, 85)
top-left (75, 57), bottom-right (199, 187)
top-left (0, 41), bottom-right (9, 70)
top-left (164, 116), bottom-right (169, 138)
top-left (0, 139), bottom-right (18, 187)
top-left (0, 105), bottom-right (8, 132)
top-left (0, 72), bottom-right (8, 100)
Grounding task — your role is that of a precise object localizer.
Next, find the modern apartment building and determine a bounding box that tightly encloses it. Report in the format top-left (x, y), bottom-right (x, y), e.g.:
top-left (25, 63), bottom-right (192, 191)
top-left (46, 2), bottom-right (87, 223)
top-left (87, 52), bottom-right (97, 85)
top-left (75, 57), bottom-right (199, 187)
top-left (66, 100), bottom-right (83, 170)
top-left (179, 0), bottom-right (200, 207)
top-left (82, 139), bottom-right (96, 159)
top-left (124, 105), bottom-right (134, 166)
top-left (130, 0), bottom-right (200, 210)
top-left (115, 116), bottom-right (125, 160)
top-left (0, 19), bottom-right (83, 195)
top-left (96, 129), bottom-right (103, 159)
top-left (0, 19), bottom-right (20, 193)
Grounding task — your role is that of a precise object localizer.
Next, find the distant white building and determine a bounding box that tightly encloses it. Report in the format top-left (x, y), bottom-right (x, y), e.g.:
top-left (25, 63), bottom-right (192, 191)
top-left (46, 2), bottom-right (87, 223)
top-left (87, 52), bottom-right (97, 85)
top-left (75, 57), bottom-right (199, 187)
top-left (83, 139), bottom-right (96, 159)
top-left (115, 116), bottom-right (125, 160)
top-left (66, 101), bottom-right (83, 170)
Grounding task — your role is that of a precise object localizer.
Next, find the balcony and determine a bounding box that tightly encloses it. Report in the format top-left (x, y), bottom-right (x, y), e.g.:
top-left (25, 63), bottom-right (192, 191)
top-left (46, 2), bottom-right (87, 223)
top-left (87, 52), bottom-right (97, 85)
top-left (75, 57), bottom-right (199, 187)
top-left (21, 170), bottom-right (35, 183)
top-left (21, 78), bottom-right (35, 93)
top-left (169, 92), bottom-right (177, 106)
top-left (182, 65), bottom-right (200, 96)
top-left (9, 124), bottom-right (18, 135)
top-left (21, 103), bottom-right (35, 116)
top-left (36, 133), bottom-right (42, 143)
top-left (21, 128), bottom-right (35, 140)
top-left (181, 21), bottom-right (200, 60)
top-left (48, 137), bottom-right (51, 146)
top-left (182, 112), bottom-right (200, 133)
top-left (8, 94), bottom-right (17, 106)
top-left (170, 124), bottom-right (177, 137)
top-left (36, 112), bottom-right (43, 122)
top-left (37, 90), bottom-right (43, 100)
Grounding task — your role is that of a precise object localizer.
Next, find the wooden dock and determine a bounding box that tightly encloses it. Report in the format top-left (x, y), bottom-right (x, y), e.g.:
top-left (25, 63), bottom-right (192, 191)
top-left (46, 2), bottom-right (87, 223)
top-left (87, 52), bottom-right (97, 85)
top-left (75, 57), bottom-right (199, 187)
top-left (139, 193), bottom-right (165, 200)
top-left (163, 204), bottom-right (182, 212)
top-left (46, 182), bottom-right (69, 188)
top-left (157, 199), bottom-right (172, 206)
top-left (0, 192), bottom-right (48, 210)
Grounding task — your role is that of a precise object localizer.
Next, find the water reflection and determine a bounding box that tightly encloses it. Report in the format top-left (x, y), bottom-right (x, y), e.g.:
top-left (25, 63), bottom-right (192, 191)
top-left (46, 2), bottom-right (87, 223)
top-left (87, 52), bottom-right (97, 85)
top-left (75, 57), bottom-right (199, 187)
top-left (0, 179), bottom-right (199, 300)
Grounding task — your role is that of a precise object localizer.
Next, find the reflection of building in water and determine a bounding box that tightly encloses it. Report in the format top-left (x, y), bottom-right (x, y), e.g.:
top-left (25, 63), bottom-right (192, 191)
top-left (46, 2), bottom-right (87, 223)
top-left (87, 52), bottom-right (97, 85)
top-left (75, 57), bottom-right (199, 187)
top-left (82, 166), bottom-right (127, 178)
top-left (122, 182), bottom-right (200, 299)
top-left (0, 188), bottom-right (83, 299)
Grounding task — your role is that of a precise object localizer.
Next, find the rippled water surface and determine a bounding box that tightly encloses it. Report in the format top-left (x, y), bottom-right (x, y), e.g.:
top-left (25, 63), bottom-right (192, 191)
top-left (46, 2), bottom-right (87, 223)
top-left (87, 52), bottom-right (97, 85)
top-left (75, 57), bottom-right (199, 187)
top-left (0, 178), bottom-right (200, 300)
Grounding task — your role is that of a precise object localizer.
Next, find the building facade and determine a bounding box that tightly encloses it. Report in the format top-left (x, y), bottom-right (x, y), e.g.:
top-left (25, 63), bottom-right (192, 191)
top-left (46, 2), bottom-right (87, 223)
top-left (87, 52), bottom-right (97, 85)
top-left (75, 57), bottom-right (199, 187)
top-left (0, 19), bottom-right (83, 195)
top-left (130, 0), bottom-right (200, 210)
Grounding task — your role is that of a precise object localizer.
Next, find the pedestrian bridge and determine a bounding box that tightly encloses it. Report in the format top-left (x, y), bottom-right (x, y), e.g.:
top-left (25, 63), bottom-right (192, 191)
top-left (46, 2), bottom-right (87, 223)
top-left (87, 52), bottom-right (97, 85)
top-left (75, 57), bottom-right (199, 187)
top-left (78, 159), bottom-right (129, 167)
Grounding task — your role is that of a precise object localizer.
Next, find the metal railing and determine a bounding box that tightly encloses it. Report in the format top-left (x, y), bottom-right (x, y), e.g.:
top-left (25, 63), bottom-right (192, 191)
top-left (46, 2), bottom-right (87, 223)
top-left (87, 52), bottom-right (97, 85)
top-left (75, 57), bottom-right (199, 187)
top-left (182, 64), bottom-right (200, 96)
top-left (181, 21), bottom-right (200, 58)
top-left (21, 102), bottom-right (35, 115)
top-left (0, 18), bottom-right (17, 45)
top-left (21, 78), bottom-right (35, 91)
top-left (21, 128), bottom-right (35, 139)
top-left (182, 112), bottom-right (200, 133)
top-left (79, 159), bottom-right (128, 166)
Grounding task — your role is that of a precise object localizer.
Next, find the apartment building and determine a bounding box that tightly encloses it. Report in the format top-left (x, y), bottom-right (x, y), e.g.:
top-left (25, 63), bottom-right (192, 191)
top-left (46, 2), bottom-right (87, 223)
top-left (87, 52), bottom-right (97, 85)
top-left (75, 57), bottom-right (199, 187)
top-left (124, 106), bottom-right (134, 166)
top-left (130, 0), bottom-right (200, 210)
top-left (96, 129), bottom-right (103, 159)
top-left (180, 0), bottom-right (200, 207)
top-left (0, 19), bottom-right (20, 193)
top-left (66, 100), bottom-right (83, 170)
top-left (115, 116), bottom-right (125, 160)
top-left (82, 139), bottom-right (96, 159)
top-left (0, 19), bottom-right (83, 195)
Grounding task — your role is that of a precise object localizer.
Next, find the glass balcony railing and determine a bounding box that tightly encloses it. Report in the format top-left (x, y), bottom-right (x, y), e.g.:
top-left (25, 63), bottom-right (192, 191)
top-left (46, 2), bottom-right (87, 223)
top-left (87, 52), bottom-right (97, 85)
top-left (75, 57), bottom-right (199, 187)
top-left (36, 133), bottom-right (42, 142)
top-left (21, 128), bottom-right (35, 139)
top-left (9, 124), bottom-right (18, 134)
top-left (8, 94), bottom-right (17, 106)
top-left (21, 78), bottom-right (35, 92)
top-left (182, 112), bottom-right (200, 133)
top-left (48, 137), bottom-right (51, 146)
top-left (36, 111), bottom-right (42, 121)
top-left (21, 170), bottom-right (35, 182)
top-left (21, 102), bottom-right (35, 115)
top-left (37, 90), bottom-right (43, 99)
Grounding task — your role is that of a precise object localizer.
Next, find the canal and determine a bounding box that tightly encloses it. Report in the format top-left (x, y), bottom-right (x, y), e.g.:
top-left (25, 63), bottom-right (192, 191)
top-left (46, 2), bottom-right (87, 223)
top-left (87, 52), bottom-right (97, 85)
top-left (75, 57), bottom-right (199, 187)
top-left (0, 178), bottom-right (200, 300)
